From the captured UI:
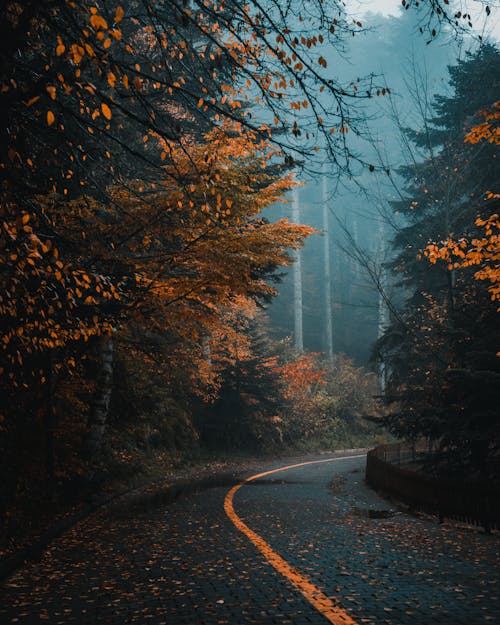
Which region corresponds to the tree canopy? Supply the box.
[376,44,500,476]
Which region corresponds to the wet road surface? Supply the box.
[1,451,498,624]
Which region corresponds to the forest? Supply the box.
[1,0,499,555]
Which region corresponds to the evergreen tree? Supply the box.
[377,44,500,477]
[197,314,284,452]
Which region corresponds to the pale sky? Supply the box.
[354,0,500,40]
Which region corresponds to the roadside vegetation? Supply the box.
[1,0,498,558]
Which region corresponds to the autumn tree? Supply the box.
[2,0,333,498]
[0,122,313,526]
[425,102,500,307]
[0,0,482,385]
[1,0,362,390]
[376,45,500,476]
[0,0,490,545]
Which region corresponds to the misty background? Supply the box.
[264,2,494,369]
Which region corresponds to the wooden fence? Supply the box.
[365,444,500,532]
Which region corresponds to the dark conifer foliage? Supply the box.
[376,44,500,477]
[197,316,284,452]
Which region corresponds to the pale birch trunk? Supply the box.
[322,173,333,360]
[352,217,361,283]
[85,335,114,458]
[377,221,389,392]
[292,186,303,352]
[342,238,351,348]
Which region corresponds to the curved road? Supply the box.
[1,452,499,624]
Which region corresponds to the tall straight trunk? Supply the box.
[377,221,389,392]
[291,186,303,352]
[322,173,333,360]
[85,335,113,459]
[342,243,352,348]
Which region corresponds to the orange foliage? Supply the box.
[424,102,500,312]
[277,353,327,403]
[0,124,313,393]
[464,101,500,145]
[0,203,117,382]
[111,125,312,325]
[106,126,313,396]
[425,212,500,306]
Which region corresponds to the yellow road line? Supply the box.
[224,454,366,625]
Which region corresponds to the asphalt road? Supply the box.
[1,452,499,624]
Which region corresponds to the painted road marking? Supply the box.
[224,454,366,625]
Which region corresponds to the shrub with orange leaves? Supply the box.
[276,352,379,446]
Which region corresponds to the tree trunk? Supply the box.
[322,173,333,360]
[85,335,113,459]
[292,186,303,352]
[377,221,389,392]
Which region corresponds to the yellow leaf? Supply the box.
[107,72,116,88]
[22,214,29,224]
[101,103,112,120]
[115,6,124,22]
[46,85,56,100]
[47,110,55,126]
